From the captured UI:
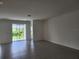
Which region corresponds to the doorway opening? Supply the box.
[12,24,26,41]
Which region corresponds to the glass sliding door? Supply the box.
[12,24,26,41]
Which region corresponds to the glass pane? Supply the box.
[12,24,26,41]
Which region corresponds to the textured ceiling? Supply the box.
[0,0,79,20]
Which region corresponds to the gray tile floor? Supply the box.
[0,40,79,59]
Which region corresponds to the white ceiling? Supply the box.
[0,0,79,20]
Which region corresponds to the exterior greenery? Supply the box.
[12,28,24,41]
[12,24,33,41]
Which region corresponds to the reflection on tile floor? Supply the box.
[0,40,79,59]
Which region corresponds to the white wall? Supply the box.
[33,20,44,41]
[43,20,49,40]
[44,10,79,50]
[26,21,31,41]
[0,20,12,44]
